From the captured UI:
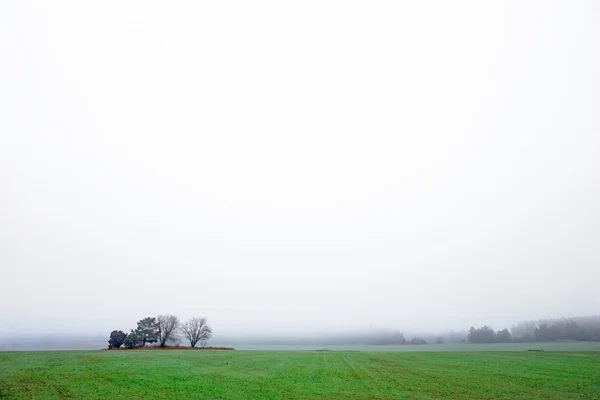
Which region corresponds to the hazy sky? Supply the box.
[1,1,599,337]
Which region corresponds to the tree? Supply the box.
[534,323,553,341]
[496,328,512,343]
[182,317,213,348]
[435,336,444,344]
[468,326,497,343]
[135,317,159,346]
[410,337,426,345]
[565,320,586,341]
[108,330,127,349]
[157,314,181,347]
[123,330,140,348]
[511,320,537,341]
[390,331,406,345]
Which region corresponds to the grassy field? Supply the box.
[232,341,600,352]
[1,350,599,399]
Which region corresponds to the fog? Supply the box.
[1,1,599,342]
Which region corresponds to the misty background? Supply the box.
[1,1,599,347]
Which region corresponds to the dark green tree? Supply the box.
[108,330,127,348]
[123,330,140,348]
[496,328,512,342]
[135,317,159,346]
[534,323,552,341]
[468,326,497,343]
[565,320,586,341]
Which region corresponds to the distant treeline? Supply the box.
[246,330,466,346]
[511,315,600,342]
[305,315,600,346]
[467,315,600,344]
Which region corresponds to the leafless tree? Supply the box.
[157,314,180,347]
[182,317,213,348]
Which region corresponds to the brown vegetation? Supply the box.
[104,345,234,351]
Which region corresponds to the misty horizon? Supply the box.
[3,312,600,352]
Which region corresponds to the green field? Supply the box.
[1,350,599,399]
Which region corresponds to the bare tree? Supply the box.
[182,317,213,348]
[157,314,180,347]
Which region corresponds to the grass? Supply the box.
[1,350,599,399]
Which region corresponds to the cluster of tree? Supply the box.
[428,331,466,344]
[510,316,600,342]
[466,316,600,344]
[533,318,600,342]
[509,320,538,342]
[410,337,427,345]
[108,315,213,349]
[467,326,512,343]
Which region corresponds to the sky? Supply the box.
[1,1,599,337]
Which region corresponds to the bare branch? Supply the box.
[157,314,181,347]
[182,317,213,348]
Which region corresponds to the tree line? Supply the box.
[467,326,512,343]
[467,315,600,343]
[368,315,600,345]
[511,315,600,342]
[108,315,213,349]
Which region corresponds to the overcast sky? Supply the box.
[1,1,599,337]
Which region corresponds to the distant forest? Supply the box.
[435,315,600,345]
[296,315,600,346]
[499,315,600,343]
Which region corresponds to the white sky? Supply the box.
[1,1,599,336]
